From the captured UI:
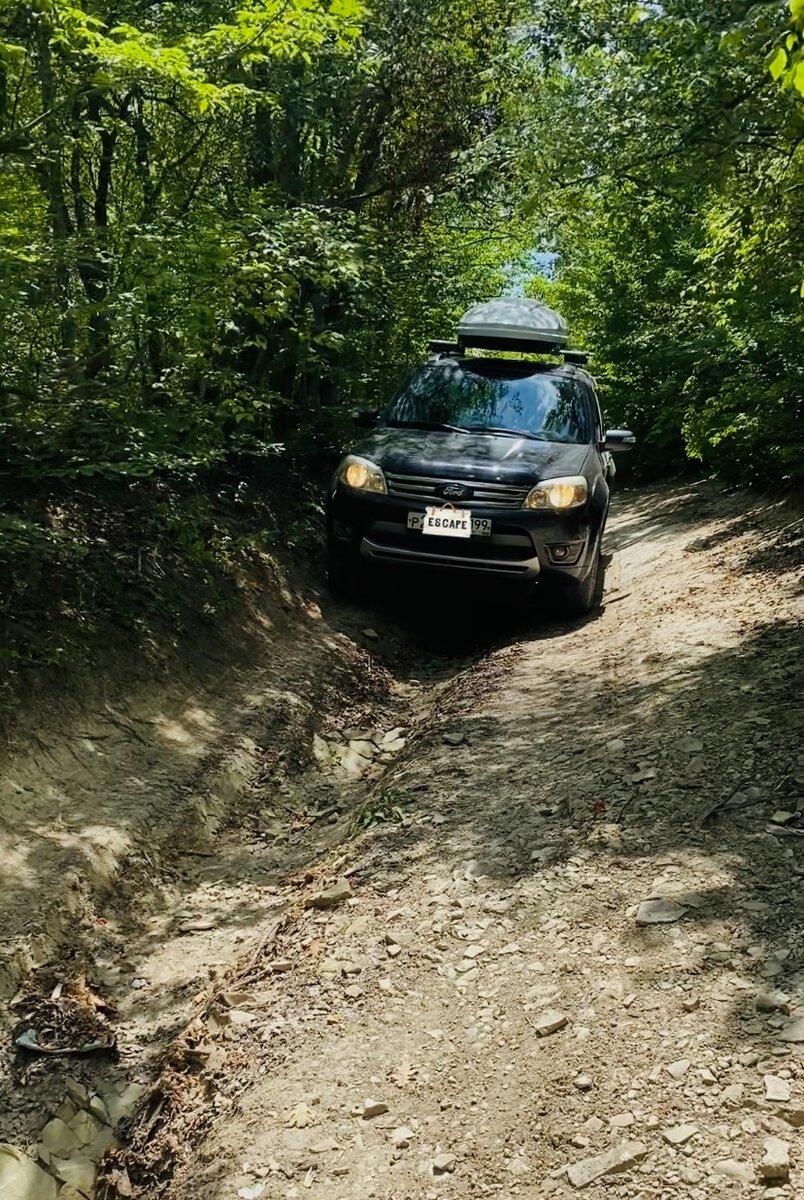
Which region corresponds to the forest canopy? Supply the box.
[1,0,801,488]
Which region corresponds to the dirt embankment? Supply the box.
[1,479,802,1200]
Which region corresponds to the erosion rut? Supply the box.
[2,481,803,1200]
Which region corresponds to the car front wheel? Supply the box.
[561,544,604,618]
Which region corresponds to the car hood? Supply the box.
[352,427,591,485]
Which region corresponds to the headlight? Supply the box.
[523,475,588,511]
[337,454,387,494]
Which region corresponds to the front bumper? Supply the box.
[328,489,597,584]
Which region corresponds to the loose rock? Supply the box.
[307,879,353,909]
[779,1018,804,1043]
[635,898,687,925]
[713,1159,754,1184]
[533,1009,569,1037]
[661,1124,698,1146]
[566,1141,648,1189]
[0,1145,58,1200]
[666,1059,691,1080]
[432,1153,456,1175]
[760,1137,790,1182]
[764,1075,791,1103]
[360,1099,389,1119]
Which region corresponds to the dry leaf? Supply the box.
[286,1102,317,1128]
[389,1060,417,1088]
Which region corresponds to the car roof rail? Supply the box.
[427,340,462,357]
[563,349,590,366]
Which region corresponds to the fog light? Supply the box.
[548,541,584,565]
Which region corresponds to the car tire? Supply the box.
[326,544,360,601]
[561,544,604,618]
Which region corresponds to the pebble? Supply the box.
[390,1127,415,1148]
[360,1099,389,1119]
[533,1010,569,1037]
[443,732,466,746]
[682,996,701,1013]
[307,879,353,909]
[609,1113,635,1128]
[779,1018,804,1043]
[666,1059,691,1080]
[565,1141,648,1189]
[756,991,790,1014]
[713,1159,754,1184]
[635,898,687,925]
[661,1124,697,1146]
[764,1075,791,1103]
[573,1075,593,1091]
[432,1153,456,1175]
[760,1137,790,1182]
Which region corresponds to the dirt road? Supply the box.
[2,481,803,1200]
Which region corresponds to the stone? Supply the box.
[661,1124,698,1146]
[310,1136,340,1154]
[722,1083,745,1108]
[566,1142,648,1189]
[40,1119,81,1157]
[344,984,363,999]
[779,1018,804,1043]
[442,732,466,746]
[312,734,331,766]
[636,898,687,925]
[770,811,797,825]
[0,1145,58,1200]
[390,1127,415,1148]
[361,1099,389,1119]
[760,1137,790,1182]
[65,1079,90,1109]
[713,1159,754,1184]
[463,944,485,959]
[783,1106,804,1128]
[533,1010,568,1037]
[307,879,353,909]
[432,1153,456,1175]
[682,996,701,1013]
[666,1059,691,1080]
[103,1083,145,1127]
[764,1076,791,1103]
[348,739,376,759]
[50,1154,96,1194]
[609,1113,635,1128]
[756,991,791,1014]
[573,1075,593,1091]
[678,736,704,753]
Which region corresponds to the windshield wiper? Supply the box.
[465,426,549,442]
[388,420,470,434]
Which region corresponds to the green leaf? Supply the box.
[768,47,788,81]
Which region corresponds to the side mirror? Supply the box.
[353,410,380,429]
[603,429,636,452]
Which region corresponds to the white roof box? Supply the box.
[458,298,568,352]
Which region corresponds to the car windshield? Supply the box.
[385,362,592,444]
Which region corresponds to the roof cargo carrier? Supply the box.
[457,298,569,354]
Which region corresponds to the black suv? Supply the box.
[326,352,634,615]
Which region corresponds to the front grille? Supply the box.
[370,530,535,562]
[385,472,529,510]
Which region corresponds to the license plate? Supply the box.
[407,509,492,538]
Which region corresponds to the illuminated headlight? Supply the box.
[523,476,588,511]
[337,454,387,494]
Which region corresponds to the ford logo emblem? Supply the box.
[441,482,471,500]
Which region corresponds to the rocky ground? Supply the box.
[1,480,802,1200]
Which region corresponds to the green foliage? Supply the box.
[516,0,804,483]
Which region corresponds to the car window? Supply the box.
[385,362,592,444]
